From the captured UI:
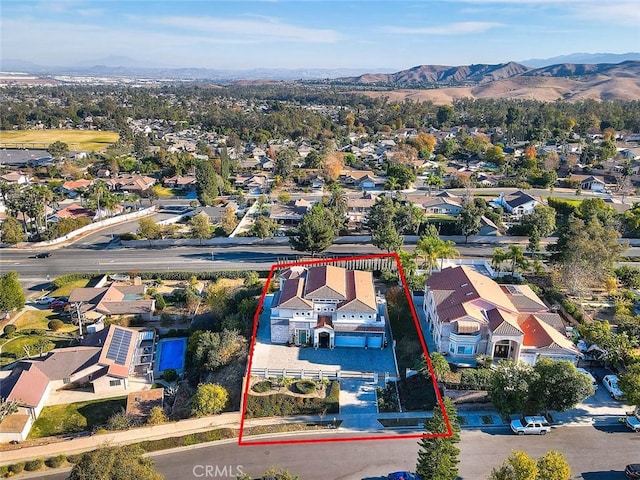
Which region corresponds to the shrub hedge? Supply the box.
[252,380,272,393]
[8,462,24,474]
[24,459,44,472]
[246,380,339,418]
[292,380,316,395]
[45,455,67,468]
[51,273,95,288]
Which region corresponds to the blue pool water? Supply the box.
[157,338,187,371]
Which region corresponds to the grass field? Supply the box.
[51,278,90,297]
[0,129,119,151]
[0,335,72,366]
[29,397,127,438]
[13,309,78,334]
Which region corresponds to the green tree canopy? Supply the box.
[289,204,335,256]
[191,383,229,417]
[0,271,25,312]
[371,221,403,253]
[189,212,211,245]
[619,364,640,408]
[47,141,69,159]
[488,361,539,416]
[488,450,538,480]
[530,359,594,413]
[67,445,163,480]
[458,200,482,242]
[0,216,26,244]
[138,217,162,246]
[250,215,279,241]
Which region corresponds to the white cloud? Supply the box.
[146,15,342,43]
[382,21,503,35]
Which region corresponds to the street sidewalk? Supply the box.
[3,403,625,466]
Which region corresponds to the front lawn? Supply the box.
[0,335,71,366]
[245,380,339,418]
[50,278,91,297]
[13,309,77,334]
[29,397,127,438]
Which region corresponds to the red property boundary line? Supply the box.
[238,252,453,445]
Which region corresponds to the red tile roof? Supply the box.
[6,364,49,408]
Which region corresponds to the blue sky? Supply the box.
[2,0,639,70]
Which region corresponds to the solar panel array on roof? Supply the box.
[106,328,133,366]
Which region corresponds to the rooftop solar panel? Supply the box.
[105,328,133,366]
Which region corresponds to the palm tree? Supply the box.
[426,173,444,196]
[398,249,418,278]
[411,205,426,234]
[491,247,507,273]
[436,239,460,270]
[505,245,528,276]
[384,177,400,192]
[415,235,440,274]
[88,180,108,221]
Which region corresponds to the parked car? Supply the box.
[576,367,598,391]
[36,296,55,305]
[387,472,421,480]
[602,375,625,400]
[50,299,70,310]
[34,252,51,258]
[626,464,640,479]
[510,416,551,435]
[625,414,640,432]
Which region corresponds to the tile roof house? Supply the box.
[0,325,151,442]
[163,175,197,190]
[270,265,386,348]
[107,174,156,193]
[423,266,579,365]
[68,284,155,320]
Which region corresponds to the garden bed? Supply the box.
[245,380,340,418]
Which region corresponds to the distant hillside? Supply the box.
[344,62,530,85]
[523,60,640,78]
[521,52,640,68]
[340,60,640,103]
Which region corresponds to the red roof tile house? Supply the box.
[0,363,50,442]
[68,284,155,321]
[270,265,386,348]
[423,266,579,365]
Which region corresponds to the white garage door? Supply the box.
[335,336,366,348]
[367,336,383,348]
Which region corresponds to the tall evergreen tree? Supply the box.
[289,204,334,256]
[416,398,461,480]
[0,271,25,312]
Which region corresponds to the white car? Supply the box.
[625,415,640,432]
[602,374,624,400]
[510,416,551,435]
[576,368,598,391]
[36,296,55,305]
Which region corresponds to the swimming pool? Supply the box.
[156,337,187,372]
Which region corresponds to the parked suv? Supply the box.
[625,414,640,432]
[510,416,551,435]
[602,375,625,400]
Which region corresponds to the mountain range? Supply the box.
[336,60,640,103]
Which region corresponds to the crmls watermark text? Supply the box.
[193,465,244,478]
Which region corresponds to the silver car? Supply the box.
[510,416,551,435]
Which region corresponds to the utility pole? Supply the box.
[74,302,84,340]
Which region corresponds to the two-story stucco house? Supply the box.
[270,265,386,349]
[423,266,579,365]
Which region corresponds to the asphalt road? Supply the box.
[37,425,638,480]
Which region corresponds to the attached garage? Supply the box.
[334,335,366,348]
[367,335,383,349]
